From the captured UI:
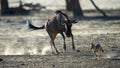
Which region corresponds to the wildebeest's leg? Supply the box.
[51,34,59,54]
[50,40,54,54]
[60,32,66,51]
[48,31,59,54]
[71,33,75,51]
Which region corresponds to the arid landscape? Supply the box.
[0,10,120,68]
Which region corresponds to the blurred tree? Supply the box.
[90,0,107,17]
[66,0,72,11]
[0,0,9,14]
[66,0,83,17]
[19,0,23,9]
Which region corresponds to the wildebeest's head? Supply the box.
[65,19,78,37]
[65,20,72,37]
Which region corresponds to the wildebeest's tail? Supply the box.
[27,20,45,30]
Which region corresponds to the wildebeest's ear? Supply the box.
[71,19,79,23]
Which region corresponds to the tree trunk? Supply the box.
[1,0,9,14]
[66,0,72,11]
[72,0,83,17]
[66,0,83,17]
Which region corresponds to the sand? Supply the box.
[0,10,120,68]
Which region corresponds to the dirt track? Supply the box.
[0,54,119,68]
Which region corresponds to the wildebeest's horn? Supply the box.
[71,19,79,23]
[64,19,79,23]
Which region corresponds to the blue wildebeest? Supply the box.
[28,10,77,54]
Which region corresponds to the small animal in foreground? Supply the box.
[91,43,104,59]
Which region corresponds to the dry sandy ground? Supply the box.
[0,10,120,68]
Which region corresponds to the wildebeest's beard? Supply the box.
[65,25,72,37]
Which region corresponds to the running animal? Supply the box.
[91,43,104,59]
[28,10,77,54]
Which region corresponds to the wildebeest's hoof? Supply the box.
[52,52,59,55]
